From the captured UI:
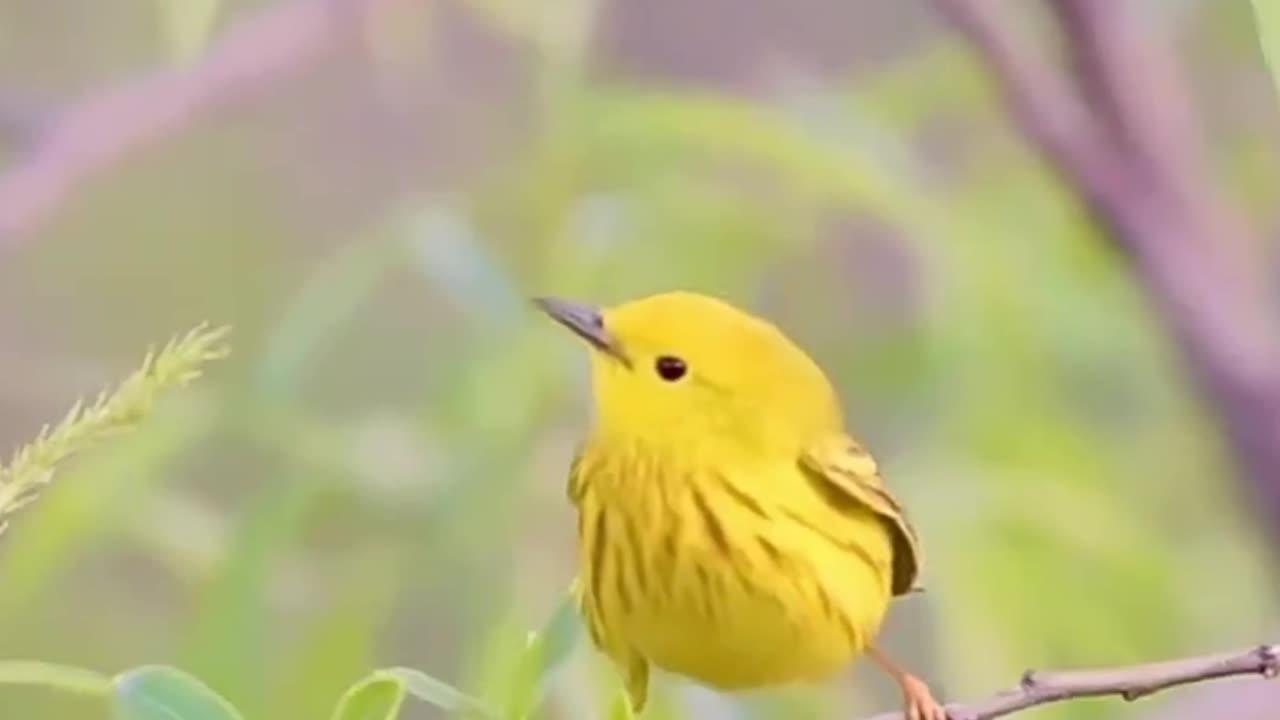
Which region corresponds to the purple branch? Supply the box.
[929,0,1280,544]
[928,0,1131,208]
[0,0,386,246]
[862,645,1279,720]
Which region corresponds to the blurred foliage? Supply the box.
[0,0,1277,719]
[154,0,223,64]
[1250,0,1280,98]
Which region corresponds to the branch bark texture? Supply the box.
[928,0,1280,543]
[863,645,1278,720]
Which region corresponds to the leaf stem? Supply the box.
[0,660,113,696]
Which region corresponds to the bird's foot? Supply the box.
[897,672,947,720]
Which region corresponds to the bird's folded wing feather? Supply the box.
[799,433,923,595]
[565,447,610,651]
[567,445,588,505]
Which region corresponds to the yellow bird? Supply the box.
[537,291,945,720]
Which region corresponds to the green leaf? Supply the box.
[0,660,112,696]
[506,593,583,719]
[180,467,325,713]
[331,673,406,720]
[381,667,497,718]
[403,204,523,332]
[1251,0,1280,99]
[606,690,634,720]
[255,236,402,401]
[524,593,582,681]
[112,665,243,720]
[268,549,402,720]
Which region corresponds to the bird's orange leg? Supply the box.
[868,645,947,720]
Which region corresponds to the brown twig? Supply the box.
[0,0,387,247]
[928,0,1280,544]
[862,645,1279,720]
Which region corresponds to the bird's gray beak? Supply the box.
[534,297,630,366]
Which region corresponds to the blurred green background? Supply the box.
[0,0,1277,718]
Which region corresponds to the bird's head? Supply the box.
[537,291,842,454]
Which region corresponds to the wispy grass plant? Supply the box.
[0,323,231,536]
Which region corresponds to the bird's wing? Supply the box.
[565,446,598,640]
[566,443,588,505]
[798,432,922,595]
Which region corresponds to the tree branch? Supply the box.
[927,0,1130,213]
[0,92,54,146]
[928,0,1280,546]
[0,0,387,247]
[862,645,1279,720]
[1050,0,1201,197]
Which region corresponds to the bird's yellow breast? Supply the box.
[573,437,895,691]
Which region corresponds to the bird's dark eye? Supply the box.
[655,356,687,382]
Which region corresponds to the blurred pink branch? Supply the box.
[930,0,1280,541]
[0,93,53,145]
[864,645,1278,720]
[0,0,386,245]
